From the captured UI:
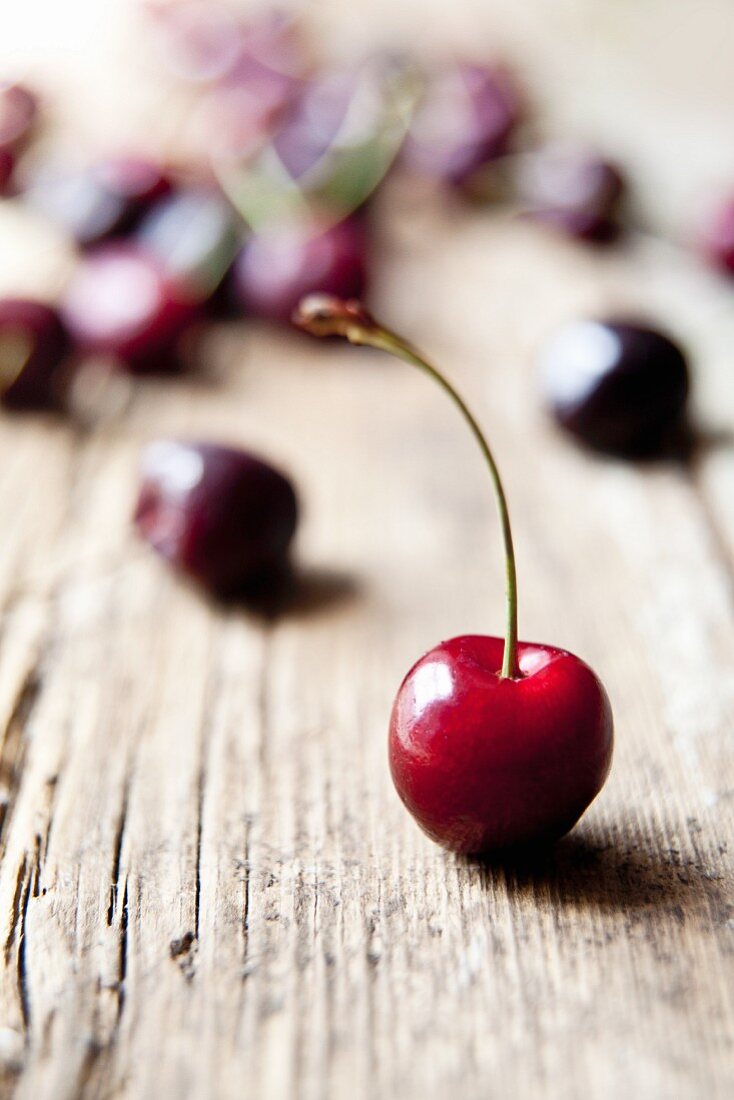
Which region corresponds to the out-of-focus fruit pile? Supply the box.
[0,3,718,591]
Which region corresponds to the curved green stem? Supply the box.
[295,296,520,679]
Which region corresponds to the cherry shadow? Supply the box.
[219,564,362,623]
[466,824,708,912]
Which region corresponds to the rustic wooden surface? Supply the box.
[0,193,732,1099]
[2,0,734,1094]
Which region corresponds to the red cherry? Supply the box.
[518,145,625,244]
[134,440,298,594]
[233,216,367,326]
[296,296,614,855]
[61,243,198,372]
[390,636,612,853]
[0,298,69,411]
[0,148,15,195]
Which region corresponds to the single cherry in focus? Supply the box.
[134,440,298,595]
[296,296,613,855]
[233,215,367,326]
[538,319,690,455]
[60,243,198,373]
[0,298,69,411]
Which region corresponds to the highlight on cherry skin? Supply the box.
[295,294,613,855]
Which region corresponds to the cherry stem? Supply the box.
[295,295,520,679]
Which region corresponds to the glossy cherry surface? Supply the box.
[28,157,171,249]
[539,319,690,455]
[61,243,197,372]
[0,298,69,411]
[232,216,367,325]
[390,635,613,854]
[403,62,520,187]
[134,440,298,594]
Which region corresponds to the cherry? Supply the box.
[518,144,624,242]
[0,298,69,411]
[136,186,241,306]
[538,319,690,455]
[232,216,367,326]
[697,197,734,275]
[0,83,38,154]
[27,157,171,249]
[134,440,298,594]
[60,243,198,373]
[297,297,613,855]
[402,61,520,188]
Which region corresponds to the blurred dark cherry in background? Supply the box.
[232,214,368,326]
[0,298,69,411]
[538,319,690,456]
[60,243,199,373]
[134,439,299,594]
[402,61,520,189]
[136,185,242,309]
[518,144,625,243]
[0,149,15,195]
[0,83,38,154]
[27,157,172,249]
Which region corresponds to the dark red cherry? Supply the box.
[134,440,298,594]
[390,636,613,853]
[519,145,625,243]
[232,216,367,326]
[538,319,690,455]
[403,61,520,187]
[0,83,38,154]
[697,197,734,276]
[0,298,69,411]
[27,157,171,248]
[60,243,198,373]
[135,186,241,306]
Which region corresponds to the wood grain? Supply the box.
[0,189,731,1099]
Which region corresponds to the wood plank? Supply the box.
[0,197,731,1098]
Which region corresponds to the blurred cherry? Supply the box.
[0,83,38,154]
[27,157,172,248]
[61,243,198,373]
[0,299,69,411]
[136,186,242,307]
[0,149,15,195]
[538,319,690,455]
[134,440,299,594]
[232,215,367,326]
[403,61,520,188]
[519,144,625,243]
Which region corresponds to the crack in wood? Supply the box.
[0,666,42,853]
[107,782,130,928]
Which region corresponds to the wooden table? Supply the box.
[1,4,734,1096]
